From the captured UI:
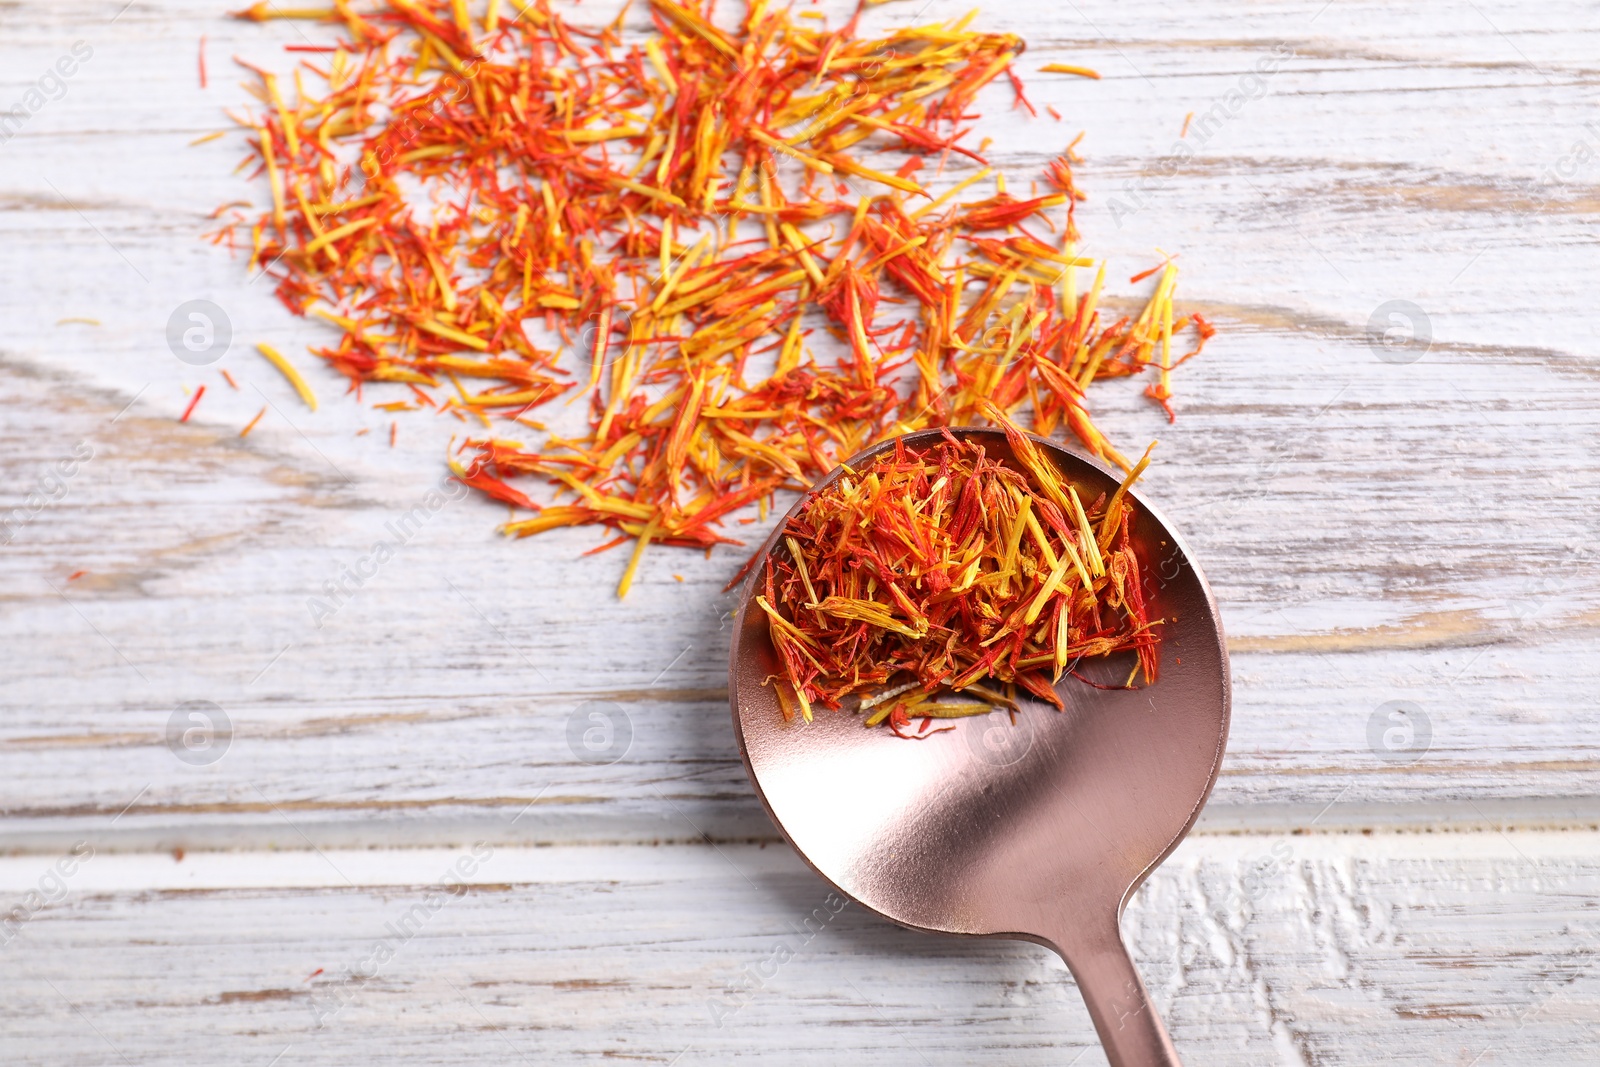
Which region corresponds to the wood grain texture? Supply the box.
[3,834,1600,1066]
[2,0,1599,1060]
[2,0,1598,845]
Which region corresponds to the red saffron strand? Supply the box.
[180,385,206,422]
[761,427,1158,731]
[214,0,1213,598]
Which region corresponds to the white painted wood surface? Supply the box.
[1,0,1598,1062]
[5,836,1600,1065]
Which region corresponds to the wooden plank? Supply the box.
[3,833,1599,1065]
[1,1,1598,847]
[4,2,1599,1061]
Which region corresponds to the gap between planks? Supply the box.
[5,801,1600,858]
[3,829,1599,891]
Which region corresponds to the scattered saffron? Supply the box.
[1040,64,1102,80]
[214,1,1211,597]
[240,405,267,437]
[180,384,207,422]
[256,342,318,411]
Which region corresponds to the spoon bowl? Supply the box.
[728,426,1229,1066]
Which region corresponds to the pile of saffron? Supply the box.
[220,0,1212,597]
[759,411,1158,736]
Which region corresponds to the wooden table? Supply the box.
[2,1,1597,1063]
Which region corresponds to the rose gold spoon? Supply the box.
[728,426,1229,1066]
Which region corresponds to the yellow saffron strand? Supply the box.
[256,343,319,411]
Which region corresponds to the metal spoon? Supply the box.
[728,426,1229,1067]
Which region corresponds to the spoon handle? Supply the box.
[1059,916,1182,1067]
